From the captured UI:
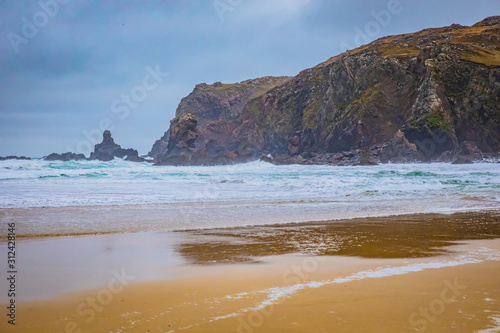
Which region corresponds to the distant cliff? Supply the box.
[152,16,500,166]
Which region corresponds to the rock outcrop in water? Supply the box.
[151,17,500,166]
[0,155,31,161]
[44,152,86,161]
[90,130,146,162]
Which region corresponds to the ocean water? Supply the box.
[1,159,500,234]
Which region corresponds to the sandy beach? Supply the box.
[1,240,500,332]
[2,3,500,332]
[1,210,500,332]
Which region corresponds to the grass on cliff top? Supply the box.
[458,44,500,66]
[200,77,292,100]
[323,23,499,64]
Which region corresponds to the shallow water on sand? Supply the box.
[176,210,500,264]
[2,211,500,303]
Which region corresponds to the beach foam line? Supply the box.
[206,247,500,324]
[475,315,500,333]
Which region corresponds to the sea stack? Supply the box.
[89,130,146,162]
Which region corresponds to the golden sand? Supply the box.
[1,239,500,333]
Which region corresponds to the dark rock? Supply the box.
[378,130,422,163]
[353,149,378,166]
[147,130,169,158]
[452,156,474,164]
[0,156,31,161]
[89,130,145,162]
[300,151,315,159]
[287,135,301,155]
[332,153,344,160]
[436,150,455,162]
[260,155,273,163]
[97,152,114,162]
[268,154,306,165]
[451,141,483,164]
[89,130,121,161]
[458,141,483,160]
[155,113,199,166]
[125,153,146,163]
[153,77,291,166]
[44,152,86,161]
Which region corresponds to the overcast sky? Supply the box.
[0,0,497,157]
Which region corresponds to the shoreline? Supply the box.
[1,204,500,239]
[1,239,500,332]
[1,210,500,301]
[1,208,500,331]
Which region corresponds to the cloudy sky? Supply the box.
[0,0,497,157]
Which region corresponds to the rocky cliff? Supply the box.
[153,17,500,166]
[153,76,291,165]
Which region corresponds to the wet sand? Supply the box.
[1,211,500,332]
[1,240,500,332]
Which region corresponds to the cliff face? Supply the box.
[154,17,500,166]
[153,76,291,165]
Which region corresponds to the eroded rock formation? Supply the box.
[151,17,500,166]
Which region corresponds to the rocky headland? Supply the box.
[150,16,500,166]
[26,17,500,167]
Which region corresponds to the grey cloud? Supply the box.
[0,0,498,157]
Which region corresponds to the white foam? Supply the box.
[475,315,500,333]
[2,160,500,210]
[209,248,500,323]
[2,160,500,235]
